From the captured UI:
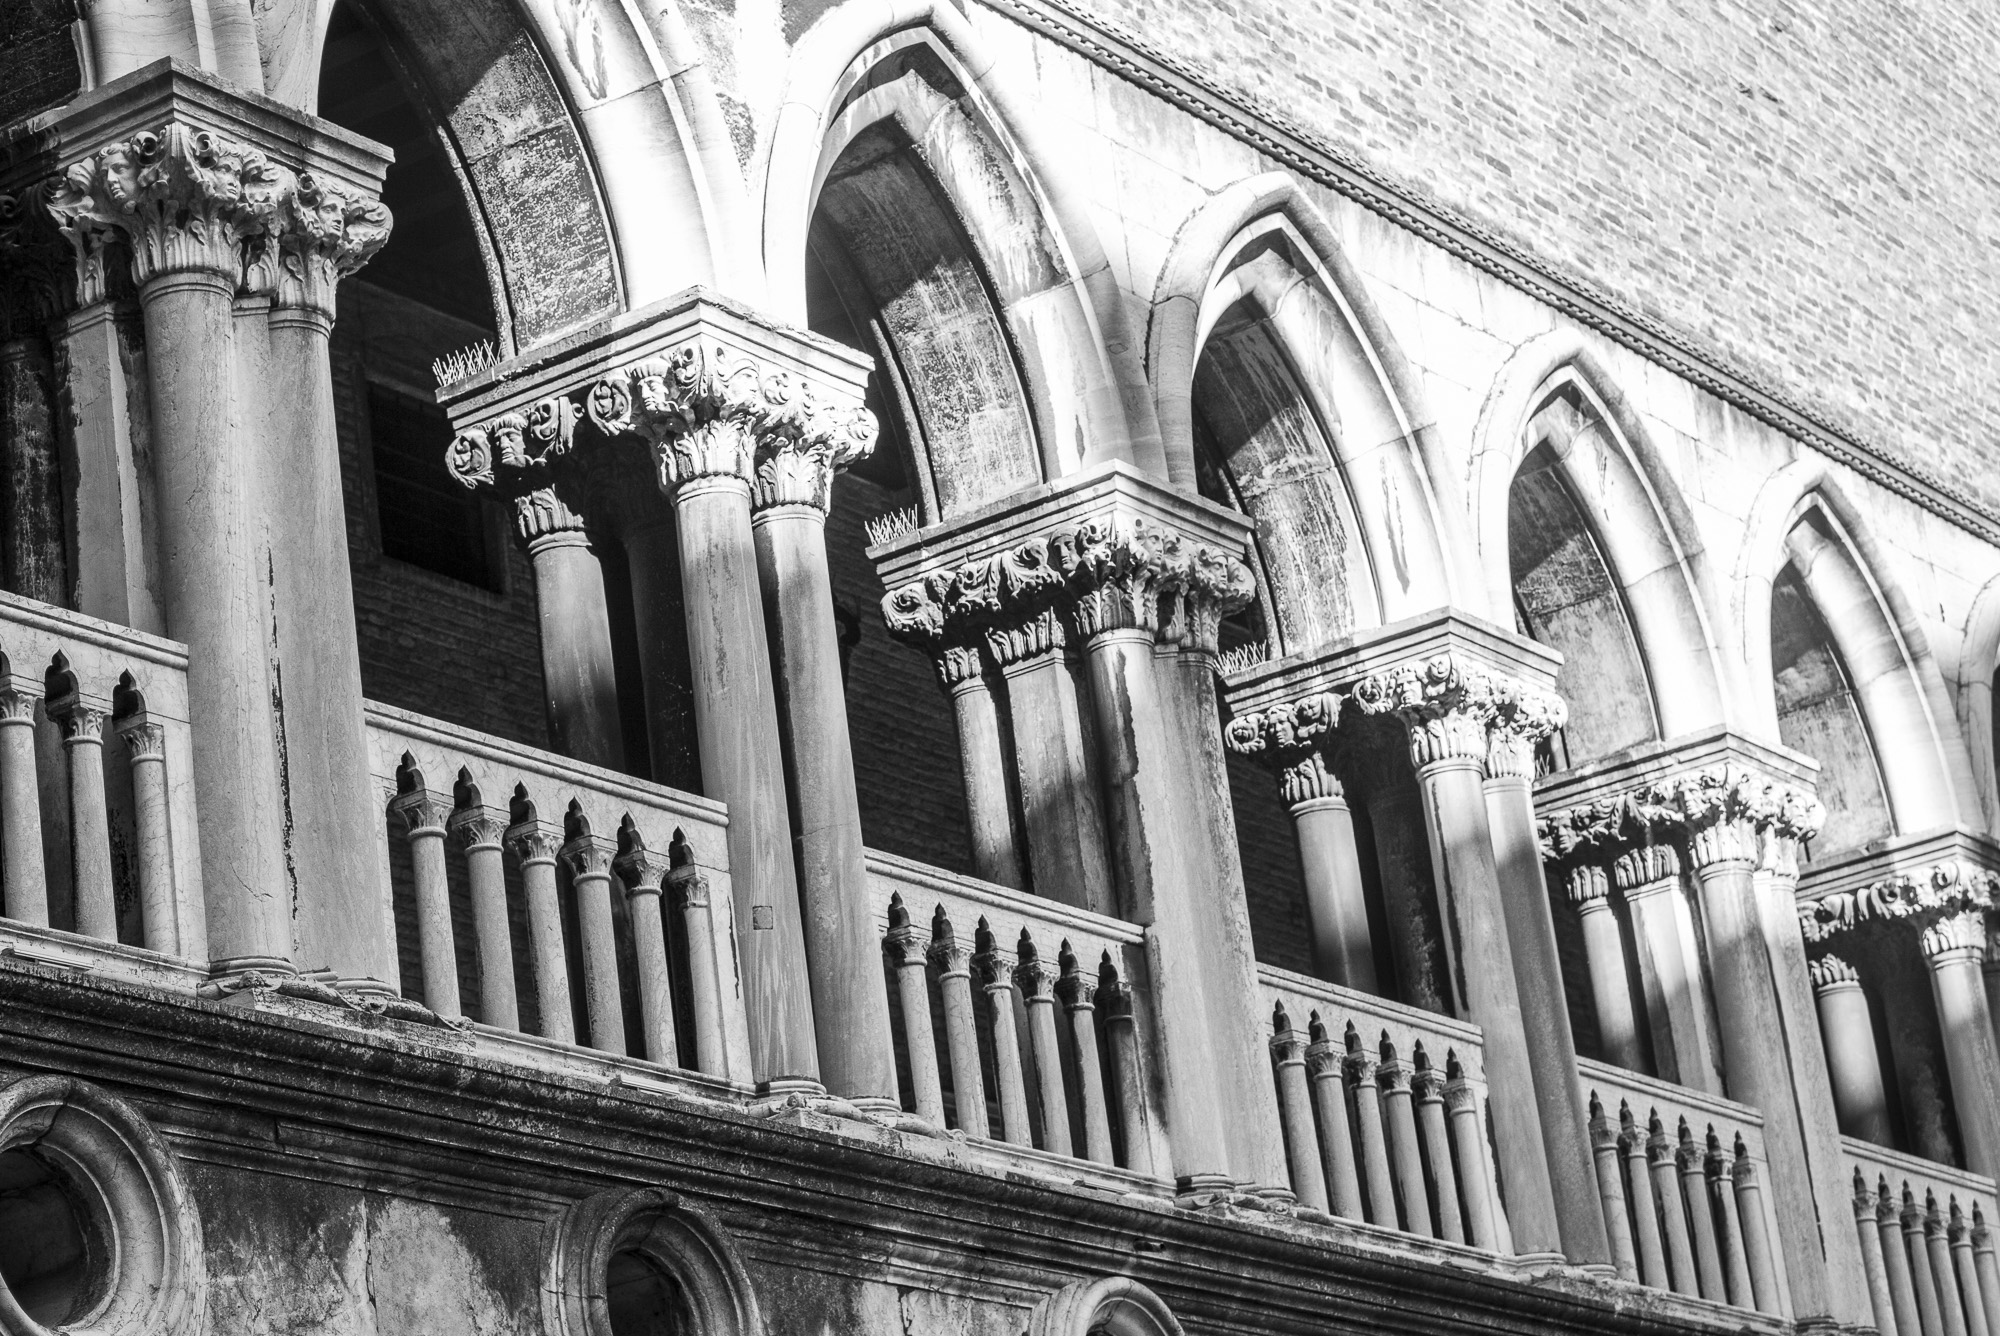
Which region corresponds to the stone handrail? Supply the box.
[0,592,205,982]
[864,850,1163,1180]
[1577,1058,1785,1314]
[1842,1136,2000,1336]
[1257,965,1503,1250]
[364,703,751,1086]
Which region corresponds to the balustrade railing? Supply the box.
[365,703,750,1085]
[866,851,1164,1178]
[0,593,203,978]
[1259,965,1503,1250]
[1843,1136,2000,1336]
[1577,1059,1785,1314]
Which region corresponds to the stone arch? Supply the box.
[763,1,1163,507]
[1735,462,1974,840]
[1959,575,2000,832]
[1149,173,1468,640]
[0,1075,206,1336]
[1029,1276,1186,1336]
[1469,334,1729,740]
[542,1187,761,1336]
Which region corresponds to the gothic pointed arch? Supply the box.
[1469,335,1728,743]
[1736,464,1974,851]
[763,0,1162,505]
[1148,173,1467,644]
[1958,574,2000,832]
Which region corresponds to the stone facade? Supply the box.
[0,1,1996,1335]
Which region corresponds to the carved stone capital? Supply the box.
[585,342,876,505]
[1808,954,1859,989]
[561,834,617,880]
[447,806,510,851]
[513,486,589,549]
[1223,691,1345,805]
[1921,911,1987,964]
[1565,863,1609,906]
[389,784,451,835]
[1014,944,1059,1002]
[0,686,38,724]
[1611,841,1682,893]
[1485,682,1567,780]
[884,895,928,969]
[46,124,285,290]
[272,172,391,316]
[505,818,565,865]
[1800,859,2000,947]
[1350,652,1518,769]
[115,717,167,762]
[1056,947,1098,1011]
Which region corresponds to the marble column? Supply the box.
[266,177,397,992]
[586,351,820,1092]
[1683,784,1867,1327]
[54,296,161,631]
[1223,692,1377,991]
[48,117,295,976]
[1921,914,2000,1181]
[990,613,1114,915]
[749,424,898,1113]
[1564,863,1644,1072]
[1349,736,1451,1012]
[879,586,1026,889]
[1352,656,1566,1257]
[1810,955,1894,1146]
[1614,844,1723,1093]
[515,485,627,772]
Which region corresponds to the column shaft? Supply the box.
[1923,925,2000,1181]
[753,501,895,1109]
[58,302,162,630]
[1814,965,1894,1145]
[267,306,396,991]
[621,518,702,790]
[945,670,1024,889]
[1291,797,1376,991]
[0,336,66,605]
[1571,876,1644,1071]
[1625,873,1723,1093]
[525,526,627,772]
[1000,650,1113,914]
[673,477,818,1087]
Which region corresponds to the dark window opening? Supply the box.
[367,382,498,589]
[0,1147,102,1328]
[606,1248,693,1335]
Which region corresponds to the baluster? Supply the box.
[389,757,460,1019]
[1378,1039,1433,1237]
[0,661,47,925]
[1927,1193,1971,1336]
[1881,1180,1927,1336]
[1412,1051,1462,1245]
[614,817,679,1068]
[1953,1202,1991,1336]
[1057,945,1113,1165]
[1015,932,1072,1157]
[1269,1004,1326,1211]
[976,925,1032,1147]
[448,779,519,1031]
[561,803,626,1055]
[112,678,176,955]
[1345,1024,1397,1228]
[1731,1137,1781,1316]
[666,833,723,1077]
[1974,1207,2000,1336]
[506,790,573,1044]
[1648,1114,1699,1296]
[45,657,115,941]
[1854,1170,1902,1336]
[1623,1103,1668,1289]
[1677,1121,1725,1301]
[1907,1187,1950,1336]
[1442,1071,1499,1250]
[1588,1093,1637,1281]
[1100,971,1151,1175]
[928,908,986,1137]
[885,894,944,1127]
[1707,1130,1753,1308]
[1309,1016,1364,1221]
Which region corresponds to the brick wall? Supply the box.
[1051,0,2000,510]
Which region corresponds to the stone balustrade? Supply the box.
[1260,964,1504,1251]
[0,590,204,983]
[1578,1058,1785,1314]
[867,850,1163,1181]
[1844,1137,2000,1336]
[364,702,752,1088]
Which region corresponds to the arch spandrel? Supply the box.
[1470,335,1729,738]
[765,4,1162,487]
